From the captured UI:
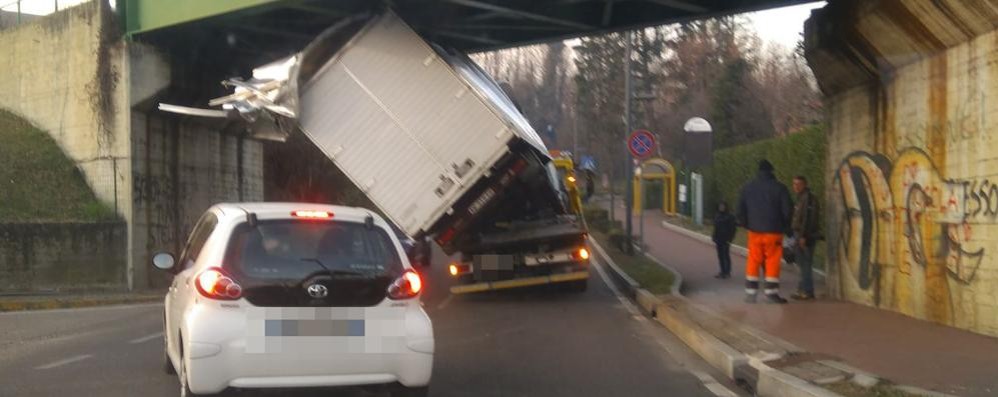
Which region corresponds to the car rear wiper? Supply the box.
[300,258,363,277]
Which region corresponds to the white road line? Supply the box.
[691,370,740,397]
[590,258,646,322]
[435,295,455,311]
[128,331,164,344]
[591,242,741,397]
[34,354,93,370]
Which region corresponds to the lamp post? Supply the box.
[623,30,634,255]
[683,117,712,225]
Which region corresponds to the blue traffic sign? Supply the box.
[628,130,656,159]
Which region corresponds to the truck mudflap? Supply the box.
[449,270,589,294]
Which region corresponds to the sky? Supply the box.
[745,1,826,49]
[0,0,89,15]
[4,0,826,49]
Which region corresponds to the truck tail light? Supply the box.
[195,267,242,300]
[436,227,456,246]
[572,247,590,261]
[448,263,471,276]
[388,270,422,299]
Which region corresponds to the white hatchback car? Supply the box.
[152,203,434,397]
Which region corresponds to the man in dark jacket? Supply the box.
[737,159,793,304]
[712,202,737,279]
[791,176,820,300]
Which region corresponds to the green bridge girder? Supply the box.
[116,0,814,52]
[118,0,284,37]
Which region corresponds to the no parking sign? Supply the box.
[627,130,656,160]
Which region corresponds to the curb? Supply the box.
[597,199,956,397]
[754,362,844,397]
[592,236,845,397]
[652,297,749,380]
[593,226,957,397]
[588,239,639,300]
[0,295,163,312]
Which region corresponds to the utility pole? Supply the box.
[623,30,635,255]
[572,108,579,157]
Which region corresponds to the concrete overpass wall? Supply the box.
[0,0,265,290]
[807,0,998,337]
[0,1,128,214]
[123,27,265,290]
[130,112,263,289]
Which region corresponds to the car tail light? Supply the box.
[449,264,459,276]
[291,210,333,219]
[388,270,422,300]
[195,267,242,300]
[572,247,590,261]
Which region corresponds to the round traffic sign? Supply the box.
[628,130,656,159]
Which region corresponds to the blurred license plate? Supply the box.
[524,253,572,266]
[264,319,365,336]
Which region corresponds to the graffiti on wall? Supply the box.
[831,148,987,324]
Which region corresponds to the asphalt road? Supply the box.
[0,253,743,397]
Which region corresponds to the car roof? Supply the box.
[213,202,381,223]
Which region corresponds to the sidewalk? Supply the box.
[605,201,998,397]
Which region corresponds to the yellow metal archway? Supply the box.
[633,158,676,215]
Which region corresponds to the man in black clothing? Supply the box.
[791,176,820,300]
[712,202,737,279]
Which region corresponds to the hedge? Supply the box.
[702,124,826,219]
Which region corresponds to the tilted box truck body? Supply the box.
[180,11,590,293]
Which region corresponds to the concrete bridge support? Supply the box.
[0,0,263,291]
[806,0,998,337]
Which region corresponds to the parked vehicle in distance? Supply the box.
[152,203,433,397]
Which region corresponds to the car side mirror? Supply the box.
[152,253,176,272]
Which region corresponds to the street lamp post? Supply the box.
[623,30,634,255]
[683,117,712,225]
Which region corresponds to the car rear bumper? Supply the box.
[183,303,433,393]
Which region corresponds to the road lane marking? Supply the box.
[590,258,646,322]
[34,354,93,370]
[128,331,164,344]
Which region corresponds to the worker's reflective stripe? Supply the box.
[449,271,589,294]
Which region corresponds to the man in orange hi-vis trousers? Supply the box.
[736,160,793,304]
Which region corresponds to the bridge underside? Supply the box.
[122,0,812,77]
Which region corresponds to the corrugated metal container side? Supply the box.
[297,12,546,237]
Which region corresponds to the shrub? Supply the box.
[607,228,633,253]
[583,206,610,232]
[703,124,826,218]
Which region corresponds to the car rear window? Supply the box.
[224,220,403,280]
